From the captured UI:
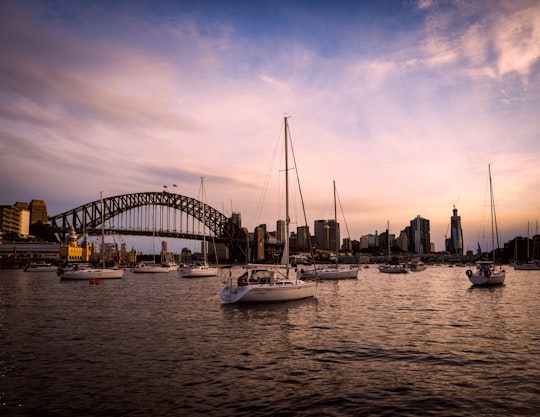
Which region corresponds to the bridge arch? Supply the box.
[48,192,247,259]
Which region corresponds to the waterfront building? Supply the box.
[59,228,92,263]
[0,199,49,239]
[342,237,352,252]
[0,241,60,260]
[446,207,463,255]
[29,200,48,225]
[297,225,310,249]
[276,219,285,243]
[254,225,265,262]
[231,212,241,228]
[396,230,409,252]
[0,205,25,237]
[379,229,395,251]
[314,219,339,251]
[13,202,30,238]
[409,215,431,254]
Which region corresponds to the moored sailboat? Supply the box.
[181,177,219,277]
[466,165,505,285]
[220,117,316,303]
[298,180,359,280]
[61,192,124,280]
[379,221,407,274]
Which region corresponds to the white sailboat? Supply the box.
[379,221,407,274]
[514,221,540,270]
[466,165,506,285]
[181,177,219,277]
[220,116,316,303]
[61,192,124,280]
[132,205,170,273]
[298,180,359,280]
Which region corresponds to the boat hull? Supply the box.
[299,267,359,280]
[131,266,170,273]
[513,263,540,270]
[466,262,505,285]
[220,281,316,304]
[61,268,124,280]
[24,265,57,272]
[181,266,219,277]
[468,271,505,285]
[379,266,408,274]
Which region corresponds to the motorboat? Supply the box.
[379,264,408,274]
[408,258,427,272]
[181,263,219,277]
[131,262,170,273]
[24,263,57,272]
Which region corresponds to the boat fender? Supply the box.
[485,269,491,277]
[466,269,472,277]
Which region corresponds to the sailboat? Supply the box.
[514,221,540,270]
[220,117,317,303]
[466,165,506,285]
[61,192,124,280]
[132,204,170,273]
[181,177,219,277]
[297,180,359,280]
[379,221,407,274]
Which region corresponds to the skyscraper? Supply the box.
[448,207,463,255]
[409,215,430,254]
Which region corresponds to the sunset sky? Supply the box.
[1,0,539,253]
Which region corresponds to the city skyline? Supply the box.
[1,1,539,253]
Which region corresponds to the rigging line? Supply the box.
[253,120,283,227]
[287,120,312,245]
[335,185,353,241]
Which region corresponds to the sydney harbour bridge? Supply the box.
[48,191,249,261]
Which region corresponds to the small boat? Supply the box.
[299,265,359,280]
[466,165,505,286]
[60,192,124,280]
[181,178,219,278]
[162,260,180,271]
[60,266,125,280]
[220,117,316,303]
[378,264,408,274]
[513,261,540,271]
[24,263,57,272]
[407,258,427,272]
[131,262,170,273]
[182,263,219,277]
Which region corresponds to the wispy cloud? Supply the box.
[1,0,539,251]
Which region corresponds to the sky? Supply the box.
[1,0,539,254]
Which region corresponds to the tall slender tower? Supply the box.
[449,206,463,255]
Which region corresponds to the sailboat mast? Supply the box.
[489,164,501,262]
[284,116,290,275]
[334,180,338,266]
[201,177,207,265]
[100,191,105,268]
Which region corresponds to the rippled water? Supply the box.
[1,266,539,416]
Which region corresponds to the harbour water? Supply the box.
[1,266,539,416]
